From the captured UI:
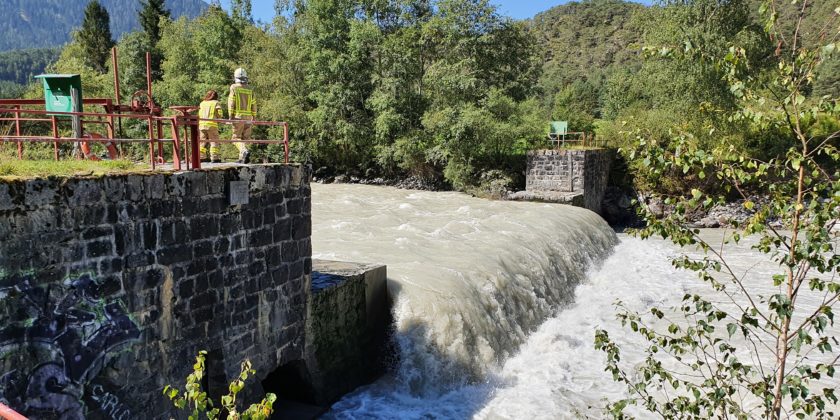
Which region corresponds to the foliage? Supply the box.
[157,5,242,107]
[78,0,116,73]
[231,0,254,24]
[0,0,207,52]
[0,81,25,98]
[595,1,840,418]
[140,0,172,45]
[163,351,276,420]
[531,0,646,115]
[0,48,60,85]
[45,37,114,99]
[139,0,172,80]
[552,80,598,133]
[17,0,837,195]
[249,0,542,188]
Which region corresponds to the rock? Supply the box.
[600,186,643,227]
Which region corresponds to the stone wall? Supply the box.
[521,149,612,214]
[0,165,312,418]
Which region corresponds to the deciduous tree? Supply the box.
[595,1,840,418]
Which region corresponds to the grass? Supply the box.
[0,158,147,179]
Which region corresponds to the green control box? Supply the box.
[34,74,83,116]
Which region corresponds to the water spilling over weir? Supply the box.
[313,186,839,418]
[310,184,619,416]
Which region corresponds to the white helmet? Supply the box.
[234,67,248,82]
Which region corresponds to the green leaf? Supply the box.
[727,323,737,337]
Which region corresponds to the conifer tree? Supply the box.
[139,0,171,80]
[139,0,171,46]
[77,0,115,73]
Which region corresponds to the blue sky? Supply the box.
[218,1,656,23]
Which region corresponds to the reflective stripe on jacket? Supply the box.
[199,100,222,129]
[228,84,256,118]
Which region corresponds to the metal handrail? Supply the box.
[0,105,290,169]
[0,402,27,420]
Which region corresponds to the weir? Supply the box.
[311,184,619,400]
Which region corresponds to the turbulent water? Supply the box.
[310,184,838,419]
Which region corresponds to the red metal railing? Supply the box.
[0,402,27,420]
[0,104,290,170]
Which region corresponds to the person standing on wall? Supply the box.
[228,68,256,164]
[198,90,223,163]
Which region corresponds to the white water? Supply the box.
[311,184,839,419]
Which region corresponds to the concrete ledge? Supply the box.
[507,190,584,206]
[303,260,391,406]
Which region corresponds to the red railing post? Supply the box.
[189,115,201,170]
[156,119,165,163]
[170,117,182,171]
[0,402,28,420]
[283,122,290,164]
[51,116,59,161]
[148,115,155,170]
[14,105,22,159]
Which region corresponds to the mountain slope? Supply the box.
[0,0,208,52]
[530,0,646,104]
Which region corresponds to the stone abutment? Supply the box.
[0,165,389,418]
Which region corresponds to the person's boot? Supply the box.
[238,150,250,164]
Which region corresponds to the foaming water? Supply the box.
[324,233,684,419]
[312,184,838,418]
[311,184,617,393]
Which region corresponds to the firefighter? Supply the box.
[198,90,223,163]
[228,68,256,164]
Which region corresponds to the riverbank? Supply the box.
[312,174,776,231]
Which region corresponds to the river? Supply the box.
[310,184,838,419]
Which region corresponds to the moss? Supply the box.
[0,158,149,179]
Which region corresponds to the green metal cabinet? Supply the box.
[549,121,568,137]
[34,74,83,116]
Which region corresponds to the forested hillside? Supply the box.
[0,48,60,84]
[0,0,207,51]
[530,0,645,112]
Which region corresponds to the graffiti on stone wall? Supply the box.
[0,273,140,419]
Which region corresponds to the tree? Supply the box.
[552,80,599,133]
[157,5,242,107]
[77,0,115,73]
[139,0,171,80]
[139,0,171,45]
[595,1,840,418]
[232,0,253,24]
